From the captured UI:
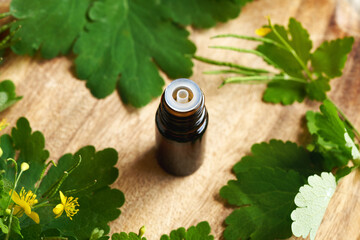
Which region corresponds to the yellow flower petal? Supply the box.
[10,190,31,215]
[255,27,271,36]
[27,211,40,224]
[53,203,64,218]
[59,191,67,205]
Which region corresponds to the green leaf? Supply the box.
[0,118,123,239]
[37,146,124,239]
[112,232,145,240]
[221,140,320,240]
[161,0,252,28]
[311,37,354,78]
[0,117,49,190]
[73,0,196,107]
[10,216,22,238]
[0,80,22,112]
[15,224,42,240]
[291,172,336,240]
[306,77,330,101]
[305,99,360,172]
[160,221,213,240]
[0,218,8,234]
[256,21,305,78]
[263,80,306,105]
[288,18,312,64]
[10,0,90,58]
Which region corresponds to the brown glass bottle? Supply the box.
[155,78,208,176]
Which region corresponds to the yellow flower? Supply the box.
[255,27,271,36]
[9,188,40,224]
[0,119,8,131]
[53,191,79,220]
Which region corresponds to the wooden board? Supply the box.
[0,0,360,239]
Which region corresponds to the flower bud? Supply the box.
[21,162,29,172]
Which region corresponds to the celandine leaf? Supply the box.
[0,80,22,112]
[160,0,252,28]
[263,80,306,105]
[160,221,214,240]
[220,140,321,240]
[0,117,49,190]
[37,146,124,240]
[112,232,145,240]
[311,37,354,78]
[73,0,196,107]
[10,0,90,58]
[291,172,336,240]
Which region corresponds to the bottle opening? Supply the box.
[173,87,194,104]
[164,78,202,113]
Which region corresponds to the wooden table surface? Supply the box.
[1,0,360,239]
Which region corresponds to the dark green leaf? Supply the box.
[263,80,306,105]
[311,37,354,78]
[38,146,124,240]
[161,0,252,28]
[10,216,22,238]
[112,232,145,240]
[306,101,354,170]
[306,77,330,101]
[0,80,22,112]
[160,221,213,240]
[10,0,90,58]
[221,140,320,240]
[73,0,196,107]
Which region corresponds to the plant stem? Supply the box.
[328,98,360,142]
[211,34,287,49]
[5,209,14,240]
[267,18,314,81]
[210,46,280,68]
[193,55,270,73]
[223,75,307,85]
[0,12,11,19]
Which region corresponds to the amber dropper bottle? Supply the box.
[155,78,209,176]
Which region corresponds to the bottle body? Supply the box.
[155,79,208,176]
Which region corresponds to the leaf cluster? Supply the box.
[197,17,354,105]
[0,117,124,239]
[220,100,359,239]
[9,0,252,107]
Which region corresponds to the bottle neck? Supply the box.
[156,93,208,142]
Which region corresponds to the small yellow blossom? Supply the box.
[53,191,79,220]
[255,27,271,36]
[9,188,40,224]
[0,119,8,131]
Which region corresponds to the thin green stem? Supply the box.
[211,34,287,50]
[222,75,307,86]
[194,55,270,73]
[203,69,258,76]
[210,46,280,68]
[327,98,360,143]
[0,12,11,19]
[5,209,14,240]
[267,18,313,81]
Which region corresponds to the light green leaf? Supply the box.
[112,232,145,240]
[0,80,22,112]
[291,172,336,240]
[311,37,354,78]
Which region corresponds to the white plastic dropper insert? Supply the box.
[164,78,202,113]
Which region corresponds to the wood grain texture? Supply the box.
[0,0,360,239]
